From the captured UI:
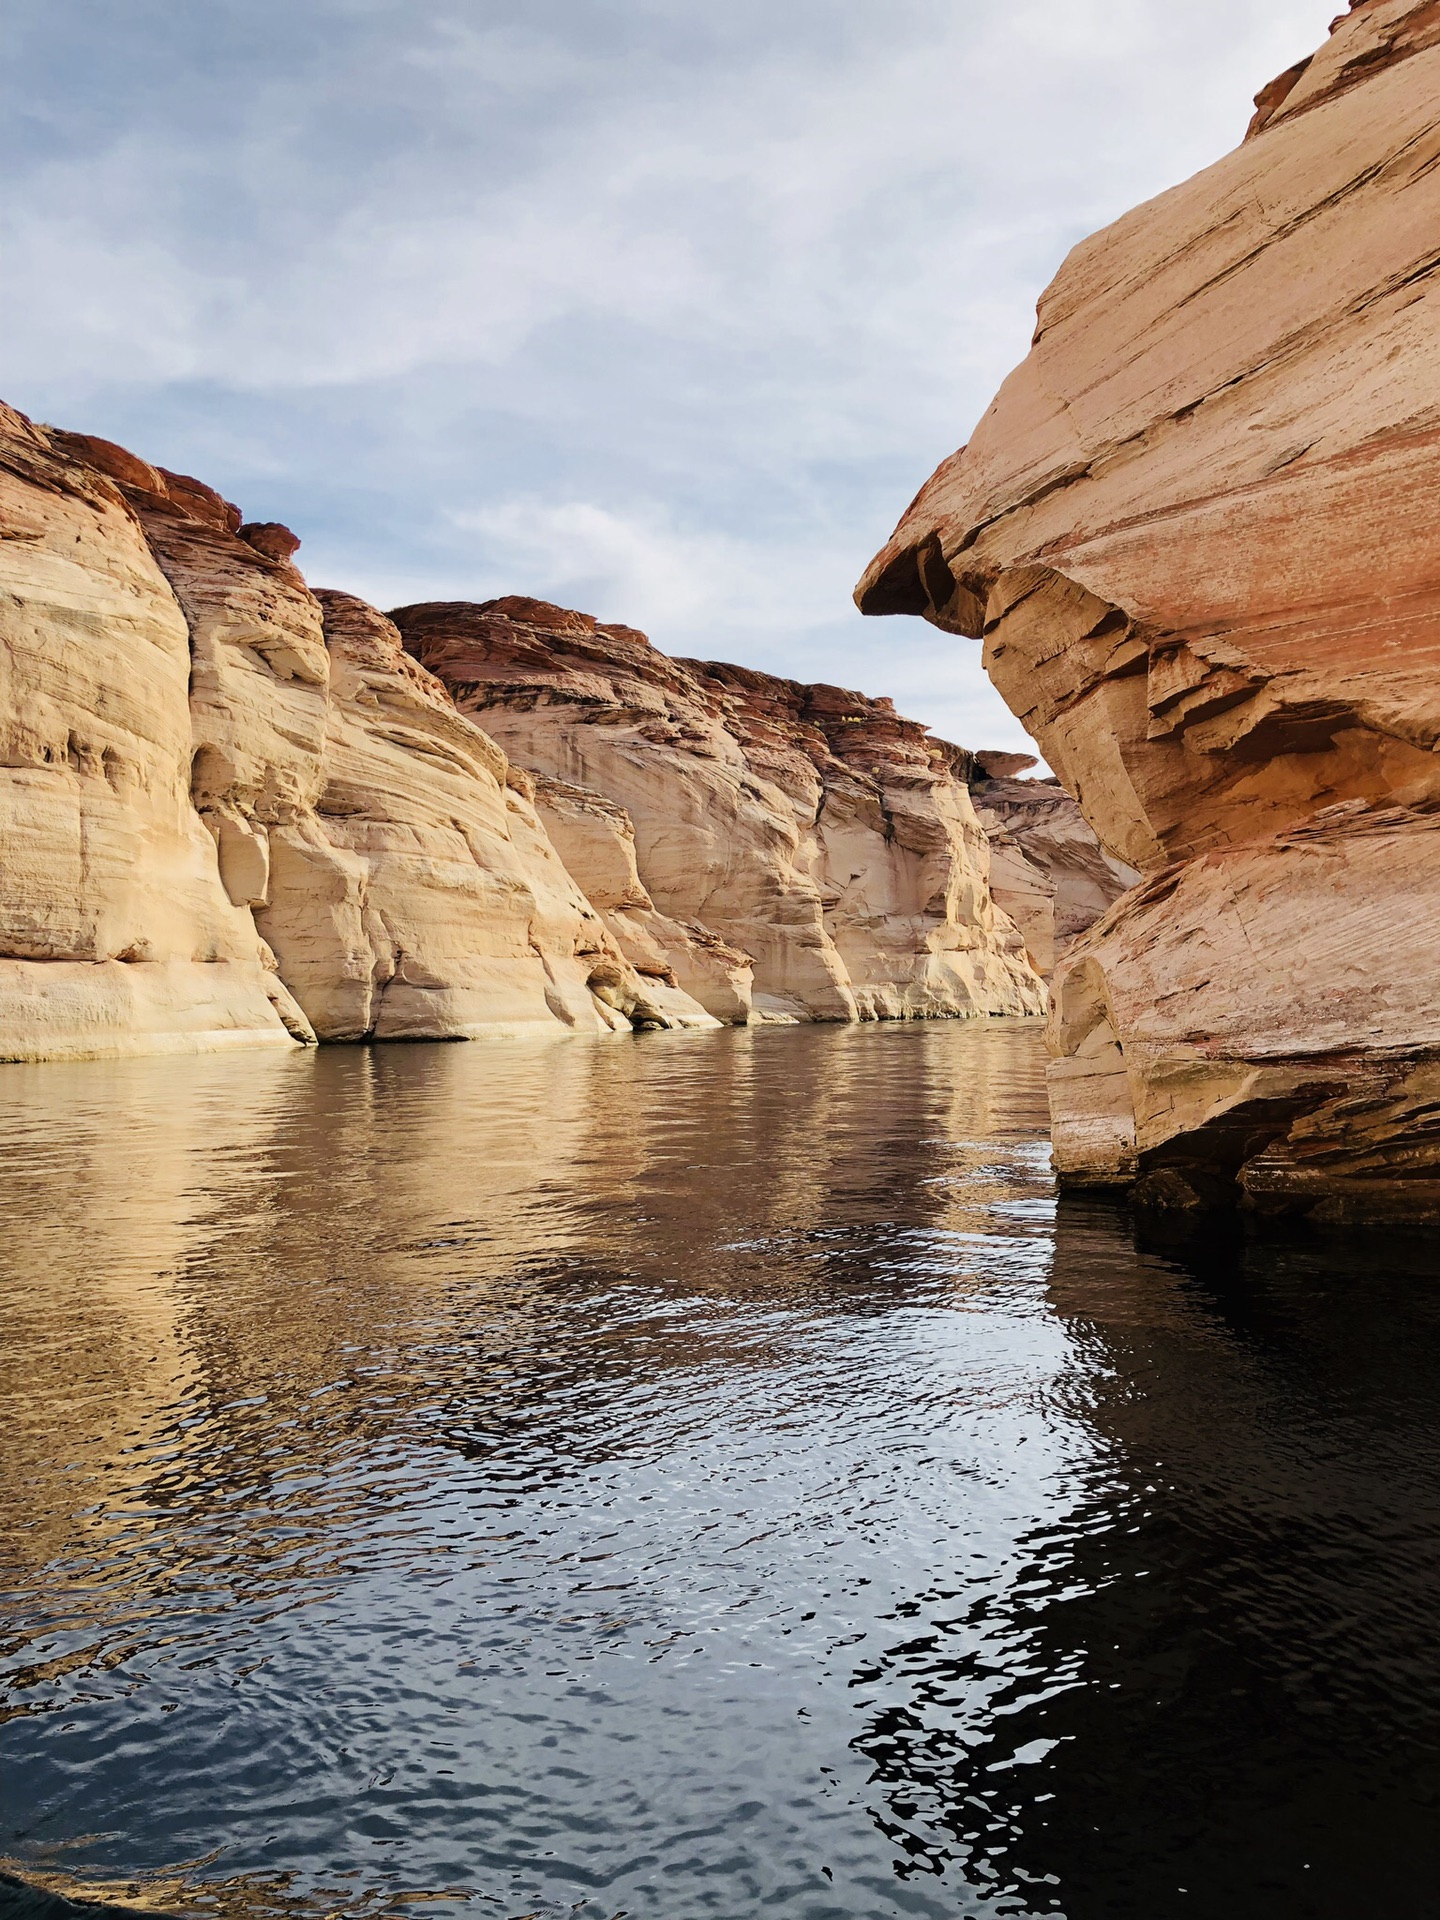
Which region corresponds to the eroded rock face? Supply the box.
[856,0,1440,1220]
[531,774,744,1026]
[284,590,691,1041]
[393,598,1045,1023]
[0,398,1040,1060]
[688,660,1046,1020]
[0,414,704,1057]
[971,763,1139,978]
[0,408,310,1058]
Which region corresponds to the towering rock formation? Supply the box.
[393,598,1045,1023]
[0,405,1040,1062]
[0,411,708,1060]
[857,0,1440,1222]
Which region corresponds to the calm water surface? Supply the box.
[0,1023,1437,1920]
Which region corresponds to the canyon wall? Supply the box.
[0,404,311,1060]
[0,407,1044,1061]
[393,597,1046,1023]
[971,759,1139,978]
[857,0,1440,1223]
[0,411,711,1060]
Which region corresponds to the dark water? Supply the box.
[0,1024,1437,1920]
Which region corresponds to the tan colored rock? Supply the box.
[268,588,690,1040]
[2,393,1037,1063]
[0,411,705,1057]
[0,408,311,1059]
[1046,803,1440,1218]
[394,596,857,1023]
[53,432,335,952]
[857,0,1440,1220]
[532,774,743,1026]
[392,598,1045,1023]
[690,661,1046,1020]
[972,767,1139,976]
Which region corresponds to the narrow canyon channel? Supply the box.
[1,1023,1437,1920]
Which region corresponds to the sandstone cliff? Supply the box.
[0,405,1038,1062]
[857,0,1440,1222]
[393,597,1045,1023]
[686,659,1047,1019]
[529,769,755,1025]
[0,411,711,1059]
[970,759,1139,978]
[0,404,311,1059]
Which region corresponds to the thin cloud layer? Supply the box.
[2,0,1339,750]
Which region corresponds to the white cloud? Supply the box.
[2,1,1340,400]
[1,0,1344,757]
[447,498,834,639]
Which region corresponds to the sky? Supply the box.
[2,0,1341,753]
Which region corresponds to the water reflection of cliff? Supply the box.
[851,1203,1440,1920]
[11,1026,1433,1918]
[0,1024,1049,1710]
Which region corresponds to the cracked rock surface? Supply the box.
[857,0,1440,1222]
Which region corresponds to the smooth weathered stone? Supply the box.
[857,0,1440,1220]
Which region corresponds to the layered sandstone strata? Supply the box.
[530,772,754,1025]
[857,0,1440,1221]
[971,759,1138,977]
[0,404,311,1059]
[687,659,1045,1018]
[393,598,1045,1023]
[0,412,706,1059]
[0,400,1040,1061]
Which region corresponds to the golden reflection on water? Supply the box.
[0,1023,1050,1703]
[6,1024,1440,1920]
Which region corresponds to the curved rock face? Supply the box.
[0,413,705,1058]
[971,765,1139,978]
[277,589,691,1041]
[531,773,749,1026]
[393,598,1045,1023]
[0,407,310,1059]
[685,660,1045,1020]
[0,399,1041,1060]
[857,0,1440,1221]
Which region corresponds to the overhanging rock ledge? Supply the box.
[856,0,1440,1225]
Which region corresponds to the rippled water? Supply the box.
[0,1023,1438,1920]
